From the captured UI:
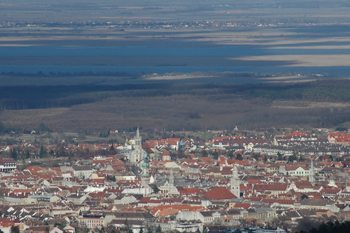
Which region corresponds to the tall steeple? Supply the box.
[140,156,151,192]
[135,128,141,147]
[136,127,140,138]
[230,165,240,198]
[130,128,143,164]
[309,159,315,184]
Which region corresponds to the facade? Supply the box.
[78,213,105,229]
[0,158,16,172]
[159,169,180,196]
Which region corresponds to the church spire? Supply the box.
[130,127,143,164]
[136,127,140,138]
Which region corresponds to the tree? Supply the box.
[54,221,66,229]
[99,130,110,138]
[106,225,119,233]
[329,155,334,161]
[10,226,20,233]
[211,151,219,160]
[110,144,116,154]
[156,225,162,233]
[0,121,6,133]
[301,193,309,200]
[24,149,30,159]
[277,152,283,160]
[96,227,106,233]
[37,122,51,132]
[296,217,321,233]
[227,150,234,159]
[39,145,47,158]
[75,225,89,233]
[236,153,243,160]
[335,127,347,132]
[107,175,116,182]
[201,150,208,157]
[302,221,350,233]
[0,229,4,233]
[10,147,18,160]
[288,155,298,162]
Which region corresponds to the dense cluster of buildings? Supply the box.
[0,129,350,233]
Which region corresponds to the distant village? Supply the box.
[0,128,350,233]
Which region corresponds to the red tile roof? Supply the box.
[203,187,236,200]
[178,187,203,196]
[328,132,350,142]
[285,164,308,171]
[150,205,203,217]
[254,183,288,192]
[0,218,15,228]
[231,202,251,209]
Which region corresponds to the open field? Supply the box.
[1,78,350,131]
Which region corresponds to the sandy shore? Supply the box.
[144,73,214,81]
[272,101,350,109]
[239,54,350,67]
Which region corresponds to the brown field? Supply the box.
[1,91,350,132]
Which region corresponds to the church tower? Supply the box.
[141,152,150,178]
[309,159,315,185]
[131,128,143,164]
[135,128,142,149]
[140,156,151,190]
[230,165,240,198]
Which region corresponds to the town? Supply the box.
[0,127,350,233]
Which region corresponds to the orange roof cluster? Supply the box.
[143,138,180,149]
[287,131,308,138]
[203,187,236,200]
[262,198,295,205]
[231,202,251,209]
[178,187,203,196]
[150,204,203,217]
[285,163,308,171]
[0,218,15,228]
[328,131,350,142]
[0,157,15,165]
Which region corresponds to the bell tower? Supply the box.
[230,165,240,198]
[309,159,315,185]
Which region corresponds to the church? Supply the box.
[130,128,146,164]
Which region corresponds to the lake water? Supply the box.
[1,29,350,78]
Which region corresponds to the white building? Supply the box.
[0,158,16,172]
